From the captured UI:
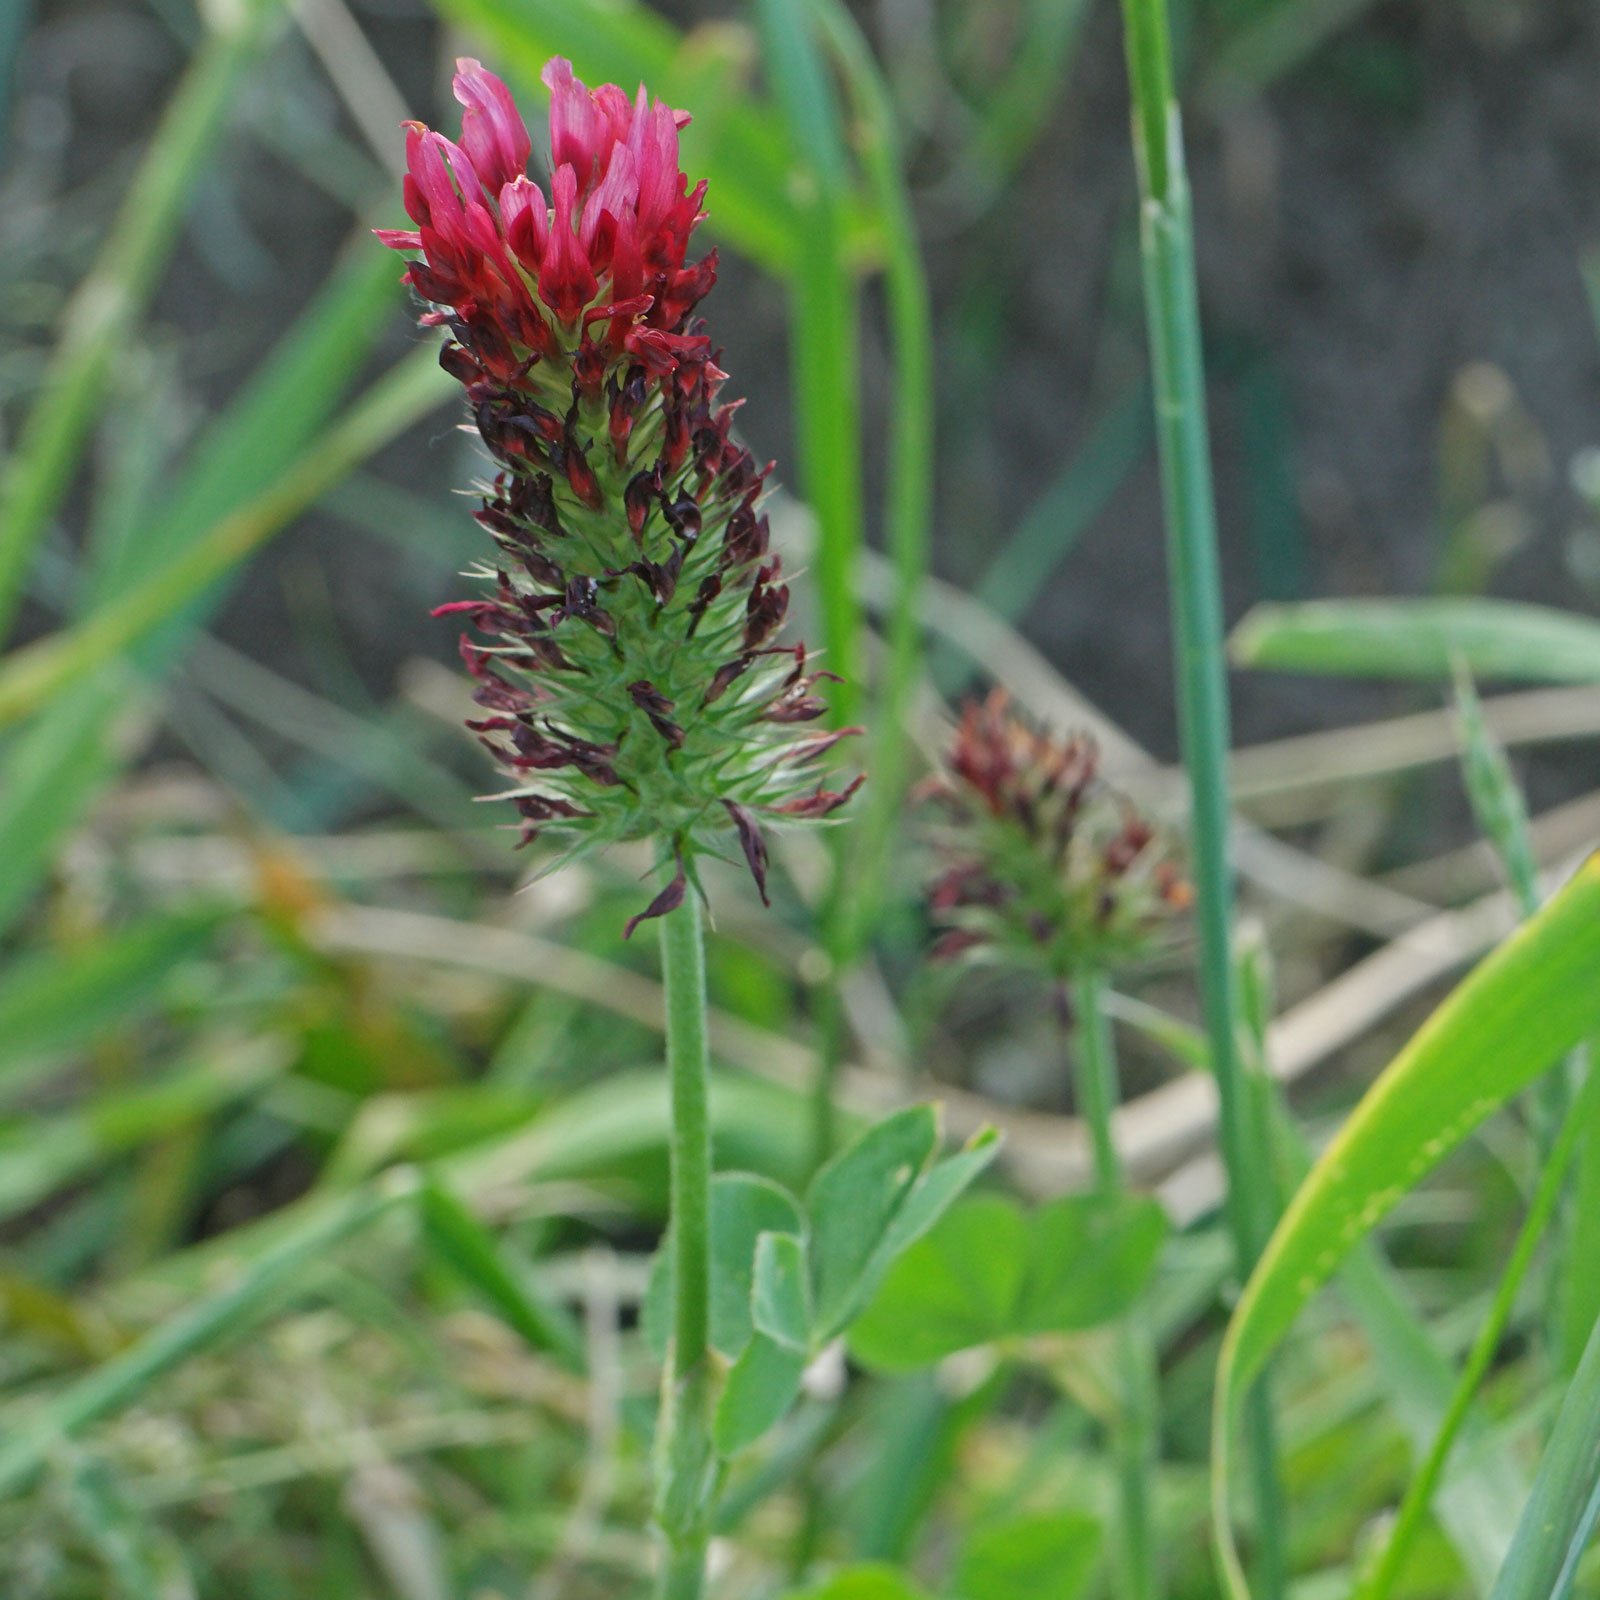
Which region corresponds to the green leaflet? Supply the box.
[1212,854,1600,1598]
[955,1511,1102,1600]
[847,1193,1167,1374]
[646,1109,1000,1456]
[784,1568,931,1600]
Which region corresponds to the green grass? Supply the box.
[4,2,1600,1598]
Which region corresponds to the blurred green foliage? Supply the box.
[2,0,1600,1596]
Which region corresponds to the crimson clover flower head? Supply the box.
[922,690,1191,978]
[380,59,860,932]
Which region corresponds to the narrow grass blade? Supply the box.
[0,248,409,936]
[1231,598,1600,684]
[971,382,1152,632]
[1213,854,1600,1599]
[970,0,1093,175]
[0,906,225,1099]
[0,350,452,730]
[1487,1306,1600,1600]
[1563,1050,1600,1373]
[0,0,288,637]
[1455,673,1540,916]
[1117,0,1286,1585]
[1113,990,1529,1583]
[807,0,934,937]
[0,0,31,169]
[1454,670,1576,1248]
[754,0,864,729]
[59,1451,197,1600]
[751,0,866,1171]
[1205,0,1386,105]
[419,1176,585,1371]
[0,1174,413,1499]
[0,1037,286,1225]
[82,245,403,609]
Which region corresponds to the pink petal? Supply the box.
[542,58,604,183]
[453,58,532,193]
[538,164,598,323]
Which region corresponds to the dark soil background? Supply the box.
[7,0,1600,779]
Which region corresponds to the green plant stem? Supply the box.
[659,1545,710,1600]
[751,0,867,1175]
[1070,969,1159,1600]
[810,0,936,998]
[1115,1,1284,1592]
[656,887,718,1600]
[1355,1045,1600,1598]
[1488,1299,1600,1600]
[1071,972,1123,1195]
[808,948,847,1169]
[795,194,862,1176]
[1454,671,1574,1358]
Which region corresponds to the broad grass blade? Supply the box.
[1213,854,1600,1598]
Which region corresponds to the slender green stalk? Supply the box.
[1454,673,1581,1361]
[811,0,936,952]
[1115,1,1284,1591]
[1071,972,1123,1195]
[655,888,718,1600]
[1355,1060,1600,1599]
[659,1545,711,1600]
[791,186,861,1175]
[1070,969,1159,1600]
[1488,1300,1600,1600]
[753,0,865,1172]
[0,0,286,643]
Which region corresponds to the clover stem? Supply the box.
[656,881,716,1599]
[1070,967,1160,1600]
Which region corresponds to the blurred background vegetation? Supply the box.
[2,0,1600,1595]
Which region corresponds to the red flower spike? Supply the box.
[922,690,1189,979]
[384,56,860,929]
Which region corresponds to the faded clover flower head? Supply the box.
[379,59,860,932]
[922,689,1191,980]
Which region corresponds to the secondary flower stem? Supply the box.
[1116,0,1285,1588]
[1070,967,1159,1600]
[657,884,716,1599]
